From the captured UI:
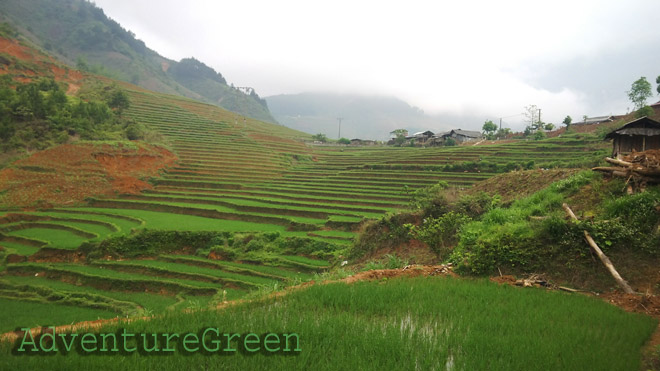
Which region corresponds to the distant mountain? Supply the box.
[0,0,276,123]
[267,93,461,140]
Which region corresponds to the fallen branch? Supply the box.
[605,157,633,167]
[562,203,635,294]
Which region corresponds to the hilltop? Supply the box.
[0,0,276,123]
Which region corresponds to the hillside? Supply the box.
[0,0,276,123]
[266,92,487,140]
[0,12,659,370]
[266,93,440,140]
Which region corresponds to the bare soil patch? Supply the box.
[0,142,176,208]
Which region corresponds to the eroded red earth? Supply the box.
[0,142,176,208]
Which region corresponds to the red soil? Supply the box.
[0,37,85,92]
[0,142,176,208]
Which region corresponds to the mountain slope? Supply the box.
[0,0,276,123]
[266,92,453,140]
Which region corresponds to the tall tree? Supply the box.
[627,77,652,111]
[482,120,497,136]
[562,115,572,126]
[522,104,540,131]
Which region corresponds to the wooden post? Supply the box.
[562,203,635,294]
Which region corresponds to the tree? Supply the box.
[338,137,350,145]
[635,105,654,119]
[534,130,546,140]
[522,104,541,132]
[495,128,511,139]
[562,115,572,126]
[107,89,130,114]
[656,75,660,95]
[627,77,652,111]
[390,128,408,146]
[482,120,497,138]
[544,123,555,131]
[389,128,408,137]
[444,138,457,146]
[312,133,327,143]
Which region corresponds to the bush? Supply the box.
[414,212,471,259]
[210,245,241,260]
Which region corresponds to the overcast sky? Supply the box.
[94,0,660,130]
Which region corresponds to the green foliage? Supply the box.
[455,191,501,218]
[544,123,555,131]
[0,22,18,38]
[338,137,350,144]
[351,213,417,259]
[496,127,511,139]
[635,105,654,119]
[482,120,497,135]
[406,181,449,214]
[312,133,328,142]
[628,76,653,111]
[444,137,457,146]
[0,77,140,151]
[413,212,471,258]
[449,171,599,274]
[563,115,572,126]
[534,130,546,140]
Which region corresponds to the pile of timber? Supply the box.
[593,149,660,185]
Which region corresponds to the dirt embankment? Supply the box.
[0,142,176,208]
[0,37,84,94]
[464,168,580,204]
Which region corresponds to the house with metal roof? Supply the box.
[575,116,616,125]
[604,117,660,157]
[439,129,483,143]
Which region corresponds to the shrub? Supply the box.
[414,212,471,259]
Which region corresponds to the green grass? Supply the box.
[1,276,178,314]
[159,255,311,281]
[0,277,654,370]
[6,228,88,250]
[163,255,314,280]
[95,260,278,287]
[65,208,288,232]
[0,297,117,334]
[281,255,330,267]
[0,241,40,256]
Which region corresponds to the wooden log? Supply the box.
[612,170,631,178]
[605,157,633,167]
[592,166,625,172]
[562,203,635,294]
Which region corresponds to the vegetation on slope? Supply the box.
[352,170,660,291]
[0,76,143,153]
[0,0,276,123]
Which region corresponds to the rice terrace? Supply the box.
[1,1,660,370]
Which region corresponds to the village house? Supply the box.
[575,115,616,125]
[350,138,376,146]
[604,117,660,157]
[440,129,483,143]
[405,130,434,144]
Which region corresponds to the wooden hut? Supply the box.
[604,117,660,157]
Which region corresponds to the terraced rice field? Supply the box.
[0,86,609,329]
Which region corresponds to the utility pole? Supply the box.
[538,109,542,126]
[337,117,343,139]
[499,118,502,130]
